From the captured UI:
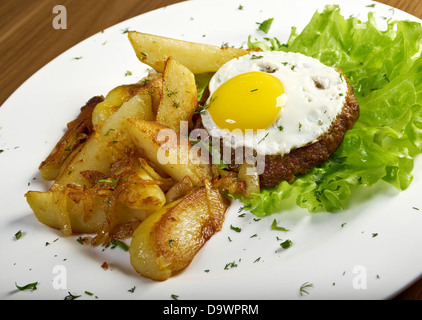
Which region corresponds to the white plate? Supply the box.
[1,0,422,300]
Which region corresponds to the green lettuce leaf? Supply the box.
[244,5,422,216]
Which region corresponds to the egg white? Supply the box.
[201,51,349,156]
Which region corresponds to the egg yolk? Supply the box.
[208,71,284,131]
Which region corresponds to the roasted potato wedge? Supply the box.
[128,31,250,73]
[26,157,167,235]
[26,91,157,236]
[164,175,194,204]
[129,183,228,280]
[138,157,174,192]
[26,186,72,235]
[126,118,212,187]
[92,73,165,131]
[39,87,153,183]
[39,96,102,181]
[26,189,149,236]
[139,73,163,115]
[118,165,166,211]
[56,92,154,187]
[155,57,197,132]
[26,182,111,236]
[91,84,146,130]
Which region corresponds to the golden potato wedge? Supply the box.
[128,31,251,73]
[26,92,157,236]
[26,157,167,235]
[126,118,212,187]
[118,165,166,211]
[139,73,163,116]
[26,187,71,235]
[26,188,151,236]
[137,157,175,192]
[155,57,197,132]
[56,92,154,187]
[129,183,229,281]
[164,175,194,204]
[39,82,155,183]
[25,183,107,236]
[39,96,102,181]
[91,84,144,130]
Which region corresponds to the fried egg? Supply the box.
[200,51,348,156]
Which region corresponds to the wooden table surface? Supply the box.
[1,0,421,300]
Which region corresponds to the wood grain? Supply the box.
[1,0,421,299]
[0,0,183,105]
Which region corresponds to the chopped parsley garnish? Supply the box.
[195,95,217,114]
[172,101,181,108]
[166,87,178,97]
[15,230,22,240]
[98,176,120,190]
[15,281,38,291]
[224,261,238,270]
[110,239,129,251]
[299,282,313,296]
[193,103,210,114]
[256,18,274,34]
[238,204,252,213]
[280,239,293,249]
[230,225,242,232]
[104,128,116,136]
[258,132,269,144]
[271,219,289,231]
